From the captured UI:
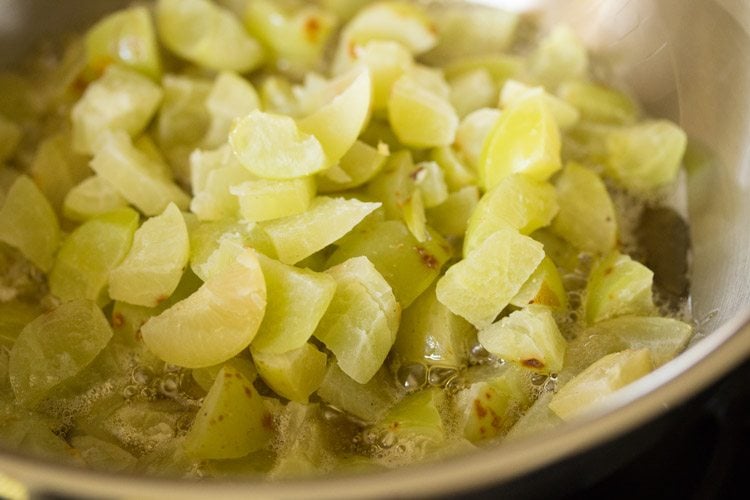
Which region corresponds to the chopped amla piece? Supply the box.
[28,132,90,214]
[436,227,545,329]
[84,6,162,80]
[585,251,655,324]
[71,65,163,155]
[109,203,190,308]
[156,0,263,73]
[63,175,128,222]
[252,343,328,403]
[327,219,451,309]
[243,0,337,78]
[548,349,653,420]
[298,69,372,168]
[231,176,316,223]
[184,365,272,459]
[478,305,567,374]
[455,364,533,442]
[314,257,399,384]
[0,175,60,272]
[140,247,266,368]
[316,363,403,424]
[190,158,255,222]
[448,68,497,119]
[9,299,113,406]
[370,388,445,452]
[388,73,459,149]
[464,174,558,257]
[454,107,501,171]
[500,80,580,130]
[90,131,190,217]
[49,207,138,305]
[251,253,336,354]
[191,356,258,393]
[426,185,480,239]
[510,256,568,310]
[202,72,260,149]
[262,196,380,265]
[353,40,414,111]
[564,316,693,374]
[393,283,475,369]
[558,81,638,125]
[317,140,388,193]
[430,145,476,191]
[551,162,617,255]
[605,120,688,191]
[230,110,327,180]
[332,1,437,74]
[479,93,561,190]
[527,26,588,90]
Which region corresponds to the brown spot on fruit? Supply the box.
[521,358,545,369]
[474,400,487,418]
[244,386,254,398]
[304,16,321,43]
[112,312,125,328]
[261,412,274,431]
[155,295,168,305]
[415,246,439,269]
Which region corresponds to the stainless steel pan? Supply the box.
[1,0,749,498]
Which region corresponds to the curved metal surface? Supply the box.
[1,0,749,498]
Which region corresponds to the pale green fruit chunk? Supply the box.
[298,69,372,168]
[436,227,545,329]
[9,299,113,406]
[443,54,523,87]
[388,74,458,149]
[413,161,448,208]
[393,283,474,369]
[505,391,562,441]
[585,252,655,325]
[422,4,518,64]
[230,110,327,180]
[190,144,237,196]
[314,257,399,384]
[0,114,22,162]
[478,305,567,374]
[191,161,254,222]
[251,253,336,354]
[464,175,558,257]
[365,150,420,219]
[191,356,258,393]
[354,40,414,111]
[454,107,500,171]
[90,131,190,217]
[317,140,388,193]
[510,256,568,310]
[527,26,588,90]
[140,247,266,368]
[263,197,381,265]
[156,0,264,73]
[371,388,445,451]
[549,349,653,420]
[500,80,579,130]
[157,74,212,183]
[430,146,476,191]
[231,176,316,223]
[243,0,337,78]
[456,365,532,442]
[202,72,260,149]
[71,65,163,154]
[402,188,428,242]
[426,185,479,238]
[184,365,272,459]
[269,402,334,478]
[252,343,328,403]
[49,208,139,305]
[28,132,90,214]
[63,176,128,222]
[551,162,617,255]
[0,301,41,349]
[479,94,561,190]
[564,316,693,375]
[109,203,190,307]
[316,362,402,423]
[0,175,60,272]
[332,1,437,74]
[449,68,497,118]
[84,6,162,80]
[71,435,138,473]
[327,220,451,308]
[558,80,638,125]
[605,120,687,191]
